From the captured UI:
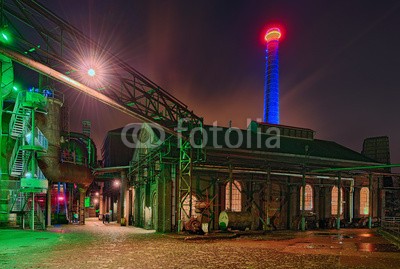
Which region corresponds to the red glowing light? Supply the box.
[58,196,64,201]
[265,28,281,42]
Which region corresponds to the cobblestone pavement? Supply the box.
[1,219,399,269]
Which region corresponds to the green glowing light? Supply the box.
[85,197,90,207]
[0,28,10,43]
[13,86,18,91]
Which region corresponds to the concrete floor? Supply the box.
[0,218,399,268]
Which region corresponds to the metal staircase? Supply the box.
[5,90,49,230]
[9,93,31,138]
[9,139,31,177]
[8,191,46,230]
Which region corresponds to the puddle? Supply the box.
[357,233,378,238]
[306,244,341,249]
[356,243,400,252]
[314,232,334,236]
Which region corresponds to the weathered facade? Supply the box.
[101,121,392,233]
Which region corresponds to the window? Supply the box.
[331,186,344,215]
[225,180,242,212]
[360,187,369,215]
[181,194,197,221]
[299,184,313,211]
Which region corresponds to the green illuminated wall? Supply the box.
[0,104,15,226]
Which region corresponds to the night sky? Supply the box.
[40,0,400,163]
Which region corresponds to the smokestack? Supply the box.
[263,28,281,124]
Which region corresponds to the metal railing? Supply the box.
[381,217,400,237]
[25,127,49,151]
[61,151,88,166]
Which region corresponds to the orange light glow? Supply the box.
[265,28,281,42]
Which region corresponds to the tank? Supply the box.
[219,211,253,231]
[36,94,93,188]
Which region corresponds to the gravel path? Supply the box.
[1,219,399,269]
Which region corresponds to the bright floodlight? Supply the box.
[87,68,96,77]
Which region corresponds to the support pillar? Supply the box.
[349,179,354,223]
[79,188,85,225]
[368,174,373,229]
[336,172,341,230]
[301,168,306,231]
[31,192,35,231]
[46,182,52,227]
[119,170,127,225]
[99,182,104,215]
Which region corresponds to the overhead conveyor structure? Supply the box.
[0,0,204,230]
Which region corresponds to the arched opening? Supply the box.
[360,187,369,215]
[299,184,313,211]
[225,180,242,212]
[331,186,344,215]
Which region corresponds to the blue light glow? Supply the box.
[263,39,280,124]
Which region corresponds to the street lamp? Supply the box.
[87,68,96,77]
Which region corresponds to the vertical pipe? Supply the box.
[46,182,51,226]
[30,110,36,173]
[162,164,167,232]
[349,179,354,223]
[57,182,60,214]
[336,172,341,230]
[301,169,306,231]
[63,183,68,220]
[368,174,373,229]
[31,192,35,230]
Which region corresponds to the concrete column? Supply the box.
[79,188,85,225]
[300,169,306,231]
[119,170,127,224]
[349,180,354,222]
[336,173,341,230]
[368,174,373,229]
[99,182,104,215]
[314,186,320,221]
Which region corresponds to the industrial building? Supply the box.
[0,1,398,235]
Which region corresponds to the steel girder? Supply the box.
[0,0,202,135]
